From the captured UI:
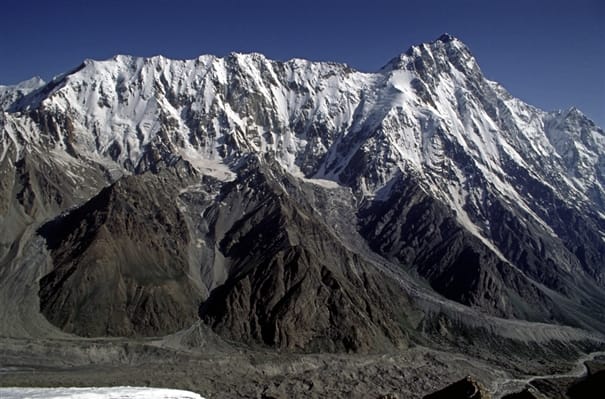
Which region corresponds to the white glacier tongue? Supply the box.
[0,387,205,399]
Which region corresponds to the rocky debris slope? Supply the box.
[198,158,413,351]
[37,162,202,336]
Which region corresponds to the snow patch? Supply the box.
[290,167,341,189]
[0,387,204,399]
[178,147,235,181]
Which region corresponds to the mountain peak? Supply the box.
[381,34,476,75]
[17,76,46,90]
[0,76,45,91]
[430,33,471,54]
[435,32,457,43]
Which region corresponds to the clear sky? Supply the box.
[1,0,603,126]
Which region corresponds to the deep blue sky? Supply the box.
[1,0,603,126]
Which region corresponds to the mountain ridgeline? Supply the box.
[1,34,604,355]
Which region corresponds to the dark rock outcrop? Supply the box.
[502,388,541,399]
[423,376,491,399]
[358,174,552,320]
[200,161,413,352]
[38,165,203,337]
[568,369,605,398]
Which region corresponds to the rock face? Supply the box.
[568,369,605,398]
[423,376,491,399]
[38,163,203,336]
[502,388,540,399]
[358,173,544,319]
[0,34,604,353]
[198,159,412,351]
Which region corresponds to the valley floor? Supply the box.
[1,337,601,398]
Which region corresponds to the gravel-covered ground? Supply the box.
[2,334,602,399]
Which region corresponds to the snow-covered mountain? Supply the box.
[6,35,604,233]
[1,34,604,352]
[0,76,45,111]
